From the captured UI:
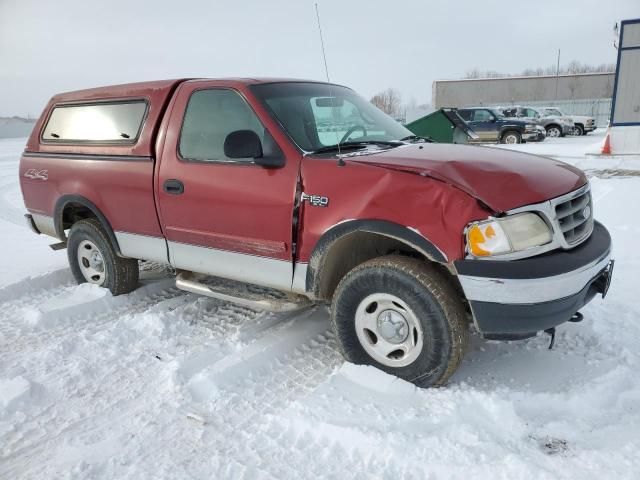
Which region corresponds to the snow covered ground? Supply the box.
[1,134,640,479]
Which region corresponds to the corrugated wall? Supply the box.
[434,73,615,109]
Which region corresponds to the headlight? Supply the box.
[525,124,536,132]
[466,213,552,257]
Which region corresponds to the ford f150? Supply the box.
[20,78,614,387]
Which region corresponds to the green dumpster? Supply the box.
[405,108,478,144]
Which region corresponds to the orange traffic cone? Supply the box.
[601,131,611,155]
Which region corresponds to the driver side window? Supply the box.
[179,89,265,163]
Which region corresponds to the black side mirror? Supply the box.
[224,130,263,159]
[223,130,285,168]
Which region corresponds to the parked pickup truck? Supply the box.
[538,107,597,136]
[456,107,541,144]
[20,79,614,387]
[501,106,574,138]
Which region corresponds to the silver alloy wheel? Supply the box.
[504,133,519,144]
[77,239,106,285]
[547,126,561,137]
[354,293,423,367]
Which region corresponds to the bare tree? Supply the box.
[370,88,402,116]
[463,62,616,79]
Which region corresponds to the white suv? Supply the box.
[539,107,596,136]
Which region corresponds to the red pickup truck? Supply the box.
[19,78,614,387]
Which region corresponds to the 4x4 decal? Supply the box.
[24,168,48,180]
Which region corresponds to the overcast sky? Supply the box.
[0,0,637,117]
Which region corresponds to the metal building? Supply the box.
[433,73,615,126]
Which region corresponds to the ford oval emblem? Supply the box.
[582,206,591,219]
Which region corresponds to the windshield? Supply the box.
[546,108,563,116]
[250,82,412,152]
[489,108,505,119]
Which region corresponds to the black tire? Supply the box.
[331,255,468,387]
[546,125,561,138]
[501,131,521,144]
[67,218,139,295]
[573,124,584,136]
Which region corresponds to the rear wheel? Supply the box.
[546,125,561,138]
[67,218,139,295]
[331,255,468,387]
[501,131,521,144]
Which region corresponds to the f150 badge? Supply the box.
[24,169,49,180]
[301,192,329,207]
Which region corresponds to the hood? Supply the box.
[346,143,587,213]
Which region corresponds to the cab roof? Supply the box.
[51,78,332,103]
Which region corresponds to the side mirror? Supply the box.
[489,116,497,123]
[223,129,285,168]
[224,130,263,159]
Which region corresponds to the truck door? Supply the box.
[468,109,499,142]
[156,81,300,291]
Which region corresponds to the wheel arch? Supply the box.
[305,219,448,300]
[501,129,521,141]
[53,195,121,255]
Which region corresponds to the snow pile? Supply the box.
[0,377,31,412]
[1,137,640,478]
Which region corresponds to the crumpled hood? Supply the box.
[346,143,587,212]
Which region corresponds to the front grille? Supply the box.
[554,189,593,244]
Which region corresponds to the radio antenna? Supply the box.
[314,2,344,164]
[314,3,331,82]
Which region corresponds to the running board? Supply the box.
[175,271,313,312]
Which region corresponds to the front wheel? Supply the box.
[67,218,139,295]
[331,256,468,387]
[573,124,584,136]
[501,131,521,144]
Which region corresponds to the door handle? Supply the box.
[163,179,184,195]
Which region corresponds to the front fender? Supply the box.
[304,219,447,298]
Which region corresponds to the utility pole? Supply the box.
[554,49,561,101]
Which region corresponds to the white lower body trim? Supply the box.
[292,263,308,294]
[168,241,293,292]
[31,213,57,238]
[115,232,169,263]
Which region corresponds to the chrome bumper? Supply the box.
[454,221,613,337]
[458,249,611,304]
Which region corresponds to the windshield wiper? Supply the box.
[399,135,433,143]
[310,140,403,155]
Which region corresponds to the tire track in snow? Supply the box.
[0,279,181,364]
[158,307,350,478]
[0,292,337,478]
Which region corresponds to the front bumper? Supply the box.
[522,132,540,141]
[454,221,613,339]
[529,128,546,142]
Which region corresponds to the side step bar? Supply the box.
[175,271,313,313]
